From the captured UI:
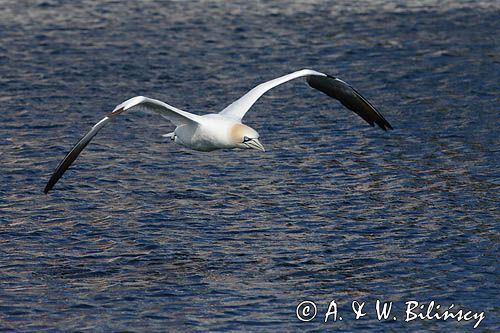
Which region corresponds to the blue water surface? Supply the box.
[0,0,499,331]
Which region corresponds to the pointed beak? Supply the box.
[247,138,266,152]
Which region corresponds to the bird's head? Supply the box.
[230,123,265,152]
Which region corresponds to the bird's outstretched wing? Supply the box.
[219,69,393,131]
[44,96,200,193]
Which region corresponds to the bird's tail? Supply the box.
[162,132,175,140]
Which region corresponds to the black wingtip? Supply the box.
[307,74,393,132]
[44,175,57,194]
[376,115,393,131]
[376,120,392,132]
[43,116,111,194]
[44,163,67,194]
[44,175,54,194]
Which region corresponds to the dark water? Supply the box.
[1,0,499,331]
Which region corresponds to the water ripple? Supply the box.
[1,0,499,331]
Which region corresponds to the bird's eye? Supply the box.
[243,136,251,143]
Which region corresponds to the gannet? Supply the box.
[44,69,393,193]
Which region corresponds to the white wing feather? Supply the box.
[44,96,200,193]
[112,96,201,126]
[219,69,326,121]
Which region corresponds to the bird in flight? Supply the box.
[44,69,393,193]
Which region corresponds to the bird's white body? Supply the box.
[44,69,392,193]
[172,114,256,152]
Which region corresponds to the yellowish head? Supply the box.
[230,123,265,152]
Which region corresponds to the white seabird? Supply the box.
[44,69,393,193]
